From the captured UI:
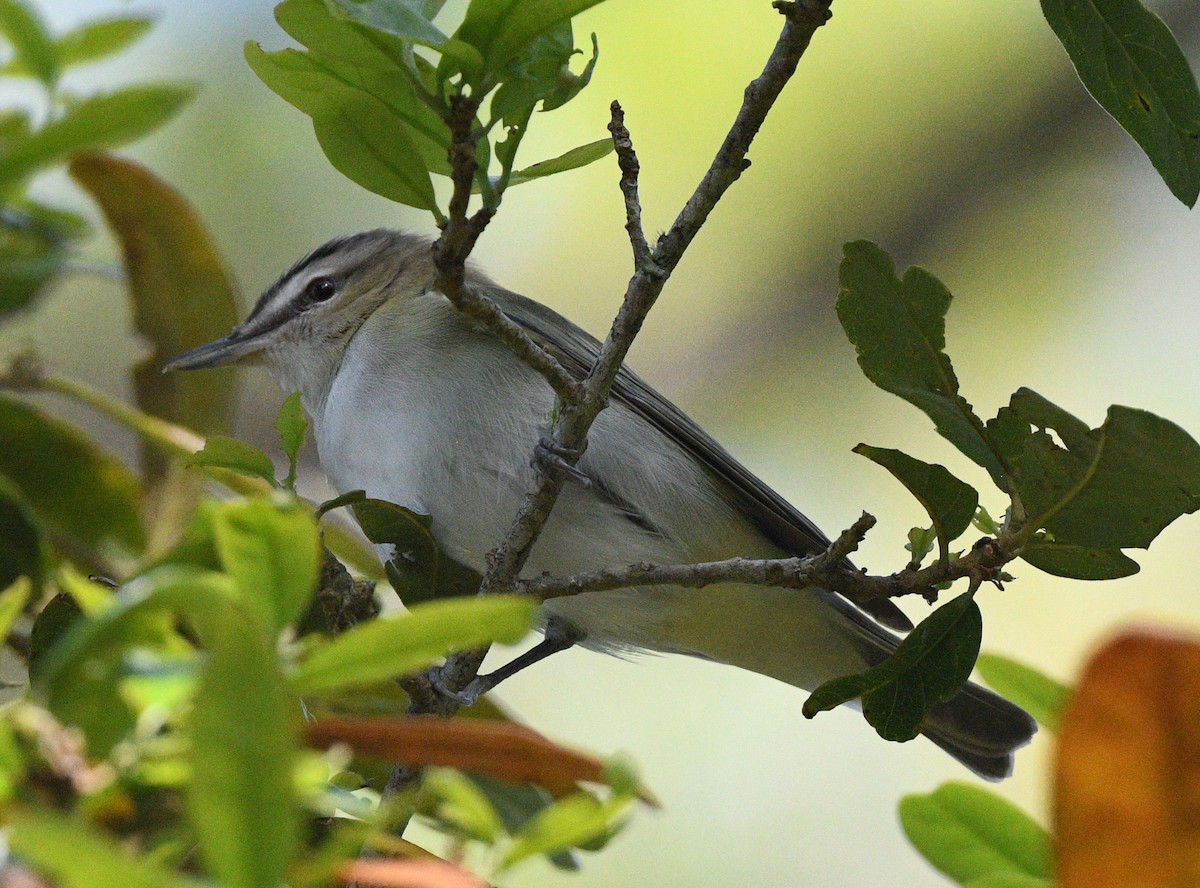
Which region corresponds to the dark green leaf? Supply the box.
[0,85,193,192]
[1020,540,1139,579]
[836,241,1007,486]
[899,781,1051,883]
[189,600,300,888]
[0,484,41,591]
[975,653,1070,733]
[55,17,154,68]
[0,395,145,552]
[276,392,308,489]
[27,591,82,683]
[1001,390,1200,550]
[9,811,203,888]
[0,0,57,84]
[212,496,321,630]
[505,137,612,186]
[290,595,537,693]
[854,444,979,560]
[1040,0,1200,206]
[803,592,982,742]
[322,0,448,46]
[0,213,69,315]
[189,435,277,486]
[470,773,580,870]
[455,0,608,78]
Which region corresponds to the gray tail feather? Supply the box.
[921,681,1038,780]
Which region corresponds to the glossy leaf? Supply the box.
[1056,630,1200,888]
[900,781,1052,884]
[211,496,321,630]
[189,601,300,888]
[854,444,979,559]
[1020,540,1139,579]
[307,713,606,795]
[803,592,981,742]
[352,497,481,605]
[836,241,1006,486]
[1040,0,1200,206]
[0,0,57,84]
[276,392,308,490]
[0,85,193,191]
[8,810,203,888]
[976,652,1069,733]
[70,153,238,443]
[189,435,277,486]
[291,595,537,693]
[55,16,154,68]
[505,137,612,187]
[0,395,145,552]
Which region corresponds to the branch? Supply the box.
[434,0,836,697]
[518,513,1020,610]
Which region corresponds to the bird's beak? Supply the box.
[162,329,271,372]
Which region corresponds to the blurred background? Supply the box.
[3,0,1199,885]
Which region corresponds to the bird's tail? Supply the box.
[921,681,1038,780]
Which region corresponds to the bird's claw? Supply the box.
[532,436,591,487]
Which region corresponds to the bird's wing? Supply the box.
[490,286,913,632]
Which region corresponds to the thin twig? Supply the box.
[607,101,650,270]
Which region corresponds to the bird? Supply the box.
[165,228,1035,778]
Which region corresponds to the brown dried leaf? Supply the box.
[338,858,487,888]
[1055,629,1200,888]
[306,715,605,796]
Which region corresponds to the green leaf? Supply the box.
[211,496,321,631]
[854,444,979,560]
[311,91,439,209]
[291,595,537,693]
[500,790,629,871]
[470,773,579,869]
[0,484,42,591]
[489,23,596,125]
[505,137,612,187]
[276,392,308,490]
[424,767,506,842]
[0,395,145,552]
[8,810,203,888]
[906,525,937,566]
[0,0,57,84]
[1040,0,1200,207]
[55,17,154,69]
[899,781,1052,883]
[352,497,481,605]
[1019,540,1139,580]
[803,592,982,742]
[0,575,31,643]
[975,653,1070,733]
[1000,390,1200,553]
[189,600,300,888]
[0,85,194,193]
[456,0,609,78]
[0,210,70,315]
[322,0,448,46]
[27,591,82,683]
[190,435,277,486]
[836,241,1006,486]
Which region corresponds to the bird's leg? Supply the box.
[433,615,586,706]
[532,436,591,487]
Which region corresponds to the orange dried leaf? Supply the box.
[1055,629,1200,888]
[307,715,605,796]
[338,858,487,888]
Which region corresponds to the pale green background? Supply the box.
[4,1,1200,885]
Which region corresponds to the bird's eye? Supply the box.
[305,276,337,302]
